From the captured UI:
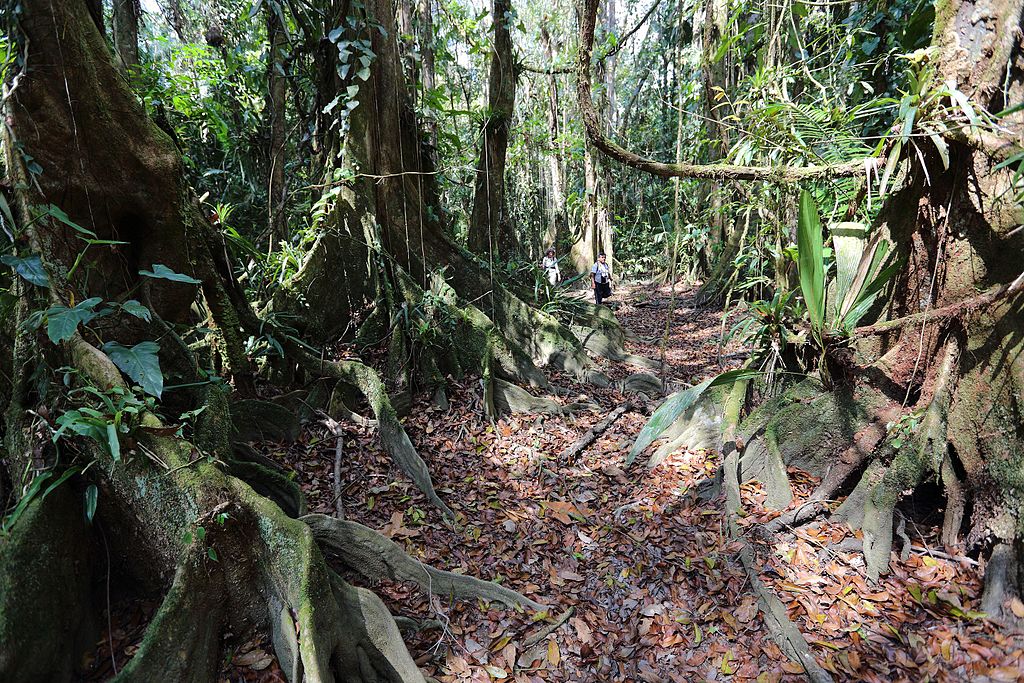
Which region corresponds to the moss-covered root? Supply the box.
[329,574,428,683]
[838,342,959,581]
[645,385,729,470]
[569,323,662,372]
[304,514,548,611]
[111,548,225,682]
[297,352,454,519]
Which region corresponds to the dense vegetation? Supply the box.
[1,0,1021,679]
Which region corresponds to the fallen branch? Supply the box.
[304,514,548,611]
[559,402,633,464]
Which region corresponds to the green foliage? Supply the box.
[101,341,165,398]
[797,191,825,337]
[0,467,80,536]
[52,382,157,461]
[0,253,49,287]
[38,297,104,344]
[795,192,900,340]
[139,264,201,284]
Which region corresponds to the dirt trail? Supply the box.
[82,284,1024,682]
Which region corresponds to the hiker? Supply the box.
[541,247,560,286]
[591,252,611,305]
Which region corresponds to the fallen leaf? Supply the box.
[547,639,560,666]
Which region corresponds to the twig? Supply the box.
[558,401,633,464]
[523,606,574,647]
[333,436,345,519]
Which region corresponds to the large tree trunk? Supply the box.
[276,0,609,386]
[417,0,438,150]
[267,3,289,249]
[540,24,569,252]
[467,0,519,259]
[727,0,1024,618]
[0,2,547,681]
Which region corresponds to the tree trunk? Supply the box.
[417,0,437,150]
[540,24,569,252]
[467,0,519,259]
[267,3,289,249]
[112,0,140,75]
[731,0,1024,617]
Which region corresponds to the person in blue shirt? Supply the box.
[591,252,611,305]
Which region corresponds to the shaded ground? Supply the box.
[81,283,1024,682]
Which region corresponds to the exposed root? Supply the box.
[0,487,98,681]
[225,460,308,518]
[111,547,224,682]
[522,606,574,647]
[304,514,548,611]
[982,543,1024,624]
[569,323,661,371]
[645,385,729,470]
[722,452,834,683]
[857,340,959,580]
[491,378,597,416]
[616,372,665,397]
[297,352,454,519]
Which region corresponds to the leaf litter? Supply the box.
[87,283,1021,682]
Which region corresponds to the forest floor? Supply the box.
[80,284,1024,683]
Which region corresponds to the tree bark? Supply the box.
[540,24,569,252]
[112,0,140,76]
[467,0,519,258]
[267,3,289,249]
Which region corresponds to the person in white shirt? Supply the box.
[541,247,560,286]
[591,252,611,305]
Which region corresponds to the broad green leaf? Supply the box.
[139,263,201,284]
[838,232,885,321]
[119,299,152,322]
[1,253,49,287]
[829,222,867,317]
[0,192,16,233]
[43,204,97,238]
[928,133,950,170]
[627,368,760,464]
[842,255,904,330]
[45,297,103,343]
[797,190,825,333]
[879,140,902,198]
[102,341,164,398]
[105,422,121,461]
[84,484,98,523]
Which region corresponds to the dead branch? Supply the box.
[559,401,633,464]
